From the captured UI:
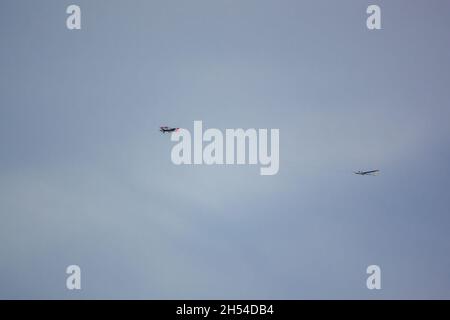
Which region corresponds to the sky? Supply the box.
[1,0,450,299]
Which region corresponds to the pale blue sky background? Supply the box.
[1,0,450,299]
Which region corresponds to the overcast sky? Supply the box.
[1,0,450,299]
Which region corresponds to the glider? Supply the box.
[354,169,380,176]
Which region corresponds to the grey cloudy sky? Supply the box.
[1,0,450,299]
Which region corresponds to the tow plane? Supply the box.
[160,126,179,133]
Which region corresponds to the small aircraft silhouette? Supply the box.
[354,169,380,176]
[160,126,179,133]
